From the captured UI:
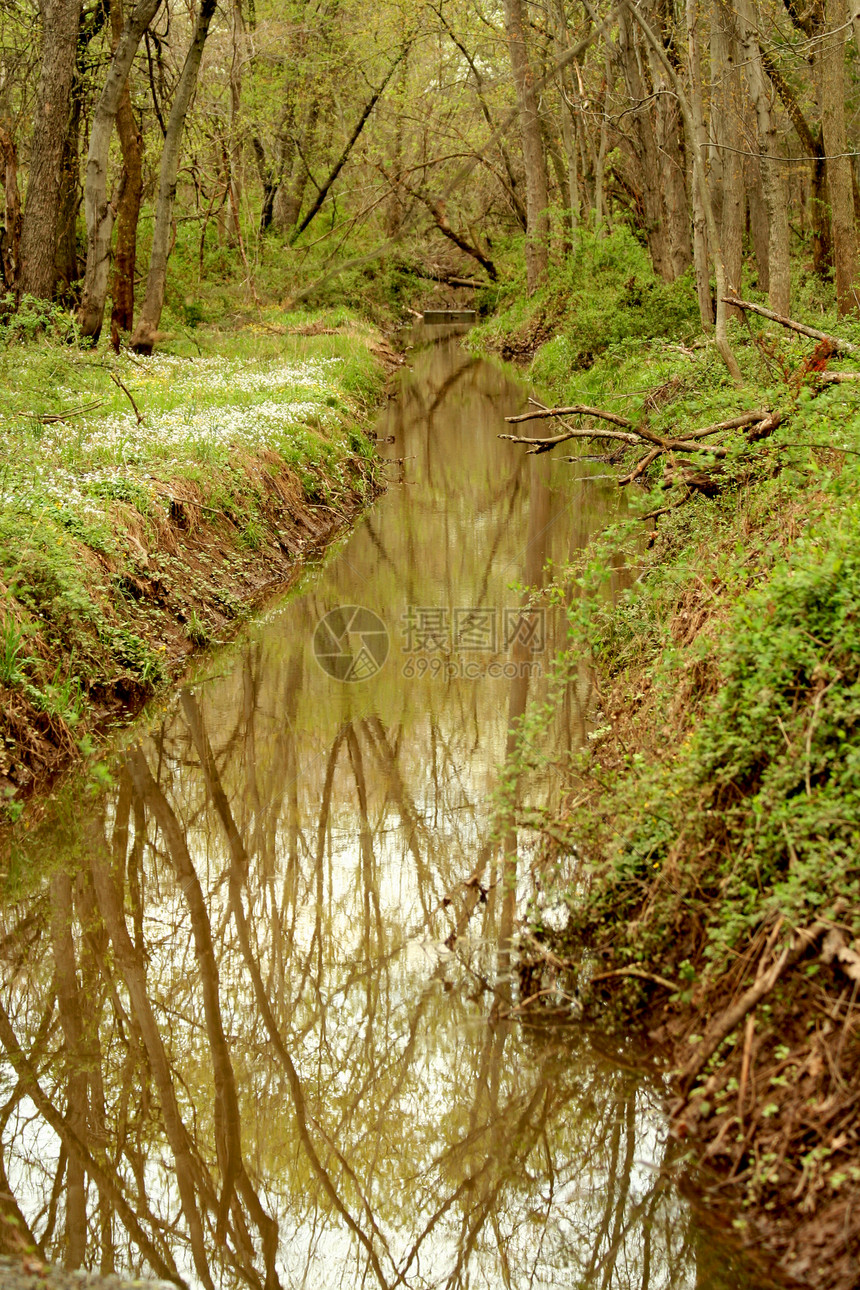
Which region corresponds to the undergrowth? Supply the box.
[474,246,860,1282]
[466,231,860,989]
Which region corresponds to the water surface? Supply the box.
[0,337,758,1289]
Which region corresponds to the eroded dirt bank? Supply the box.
[0,313,395,825]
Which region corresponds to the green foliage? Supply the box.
[554,422,860,978]
[473,291,860,989]
[0,611,25,684]
[0,295,82,347]
[472,228,700,371]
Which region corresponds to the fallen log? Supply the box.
[500,409,773,462]
[722,297,860,357]
[499,427,642,452]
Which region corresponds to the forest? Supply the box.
[1,0,860,1288]
[3,0,860,341]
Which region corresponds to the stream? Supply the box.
[0,333,760,1289]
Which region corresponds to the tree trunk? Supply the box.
[623,0,741,380]
[503,0,549,292]
[54,87,82,299]
[252,136,278,234]
[760,46,831,278]
[78,0,162,339]
[272,101,312,234]
[647,0,692,278]
[713,1,744,312]
[617,2,671,280]
[594,47,612,232]
[685,0,712,325]
[747,152,770,292]
[815,0,859,313]
[552,0,581,231]
[111,0,146,335]
[131,0,218,353]
[736,0,791,314]
[227,0,244,244]
[19,0,84,300]
[0,126,23,291]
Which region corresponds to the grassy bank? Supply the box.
[473,230,860,1289]
[0,300,389,820]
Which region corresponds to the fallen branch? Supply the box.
[677,411,770,440]
[589,966,677,990]
[501,408,773,464]
[500,426,642,452]
[679,919,830,1088]
[526,395,630,452]
[504,404,633,428]
[25,400,104,424]
[723,297,860,357]
[109,371,144,425]
[617,447,662,485]
[408,264,486,289]
[771,441,860,456]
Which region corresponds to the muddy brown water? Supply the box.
[0,335,762,1289]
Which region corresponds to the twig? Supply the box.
[805,679,837,796]
[639,489,695,521]
[617,447,662,485]
[24,400,104,425]
[737,1013,755,1123]
[770,442,860,456]
[588,966,677,990]
[723,297,860,356]
[503,986,580,1016]
[528,395,603,445]
[109,371,144,425]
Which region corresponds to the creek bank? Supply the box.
[471,239,860,1289]
[0,1254,172,1290]
[0,307,395,826]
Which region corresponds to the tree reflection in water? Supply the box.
[0,339,754,1289]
